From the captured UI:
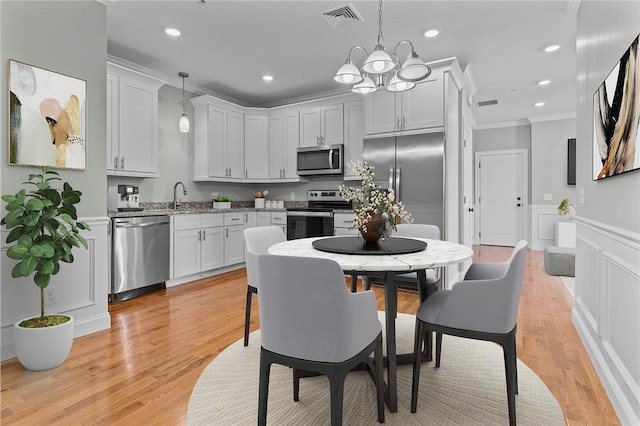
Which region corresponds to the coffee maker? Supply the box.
[108,185,143,212]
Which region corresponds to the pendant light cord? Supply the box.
[377,0,384,46]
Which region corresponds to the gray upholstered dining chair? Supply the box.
[242,226,286,346]
[365,223,441,301]
[411,240,528,426]
[256,254,385,426]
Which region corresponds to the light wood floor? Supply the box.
[1,246,619,425]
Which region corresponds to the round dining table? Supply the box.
[268,236,474,413]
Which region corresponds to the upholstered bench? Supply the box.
[544,245,575,277]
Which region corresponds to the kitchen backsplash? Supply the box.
[140,200,308,210]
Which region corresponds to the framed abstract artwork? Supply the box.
[592,33,640,180]
[8,59,87,170]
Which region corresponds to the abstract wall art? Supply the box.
[9,60,86,170]
[593,33,640,180]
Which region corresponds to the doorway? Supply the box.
[475,149,528,246]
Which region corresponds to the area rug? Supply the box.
[188,313,565,425]
[560,276,575,300]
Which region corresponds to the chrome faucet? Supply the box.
[173,181,187,209]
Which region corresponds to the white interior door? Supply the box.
[476,150,527,246]
[462,127,474,249]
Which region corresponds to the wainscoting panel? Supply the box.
[1,216,111,361]
[573,217,640,425]
[530,205,567,250]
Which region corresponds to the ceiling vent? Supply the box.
[320,3,364,29]
[477,99,498,107]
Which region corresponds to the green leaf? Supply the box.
[24,213,39,227]
[44,189,61,206]
[76,233,88,249]
[61,213,74,225]
[40,243,55,258]
[5,202,25,211]
[28,245,44,258]
[18,256,38,276]
[39,259,55,275]
[11,264,24,278]
[34,272,50,288]
[17,234,33,247]
[59,205,77,220]
[3,208,25,225]
[36,181,50,191]
[1,194,17,203]
[62,191,80,205]
[26,198,44,211]
[5,227,23,243]
[7,245,28,260]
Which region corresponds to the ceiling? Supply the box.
[106,0,578,128]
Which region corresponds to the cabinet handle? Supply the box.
[316,136,320,146]
[198,230,202,241]
[245,213,248,221]
[226,228,229,238]
[231,217,240,221]
[396,118,400,131]
[245,169,248,178]
[321,136,325,145]
[120,157,125,169]
[402,117,406,130]
[114,156,118,169]
[202,229,206,241]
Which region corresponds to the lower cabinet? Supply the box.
[270,211,287,237]
[173,214,224,278]
[334,212,357,236]
[224,212,245,265]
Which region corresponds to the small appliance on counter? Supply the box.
[108,185,144,212]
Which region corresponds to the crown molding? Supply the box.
[527,112,577,123]
[474,119,531,131]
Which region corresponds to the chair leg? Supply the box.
[364,276,372,291]
[350,274,358,293]
[512,335,519,394]
[327,371,346,426]
[411,319,425,413]
[293,368,300,402]
[503,342,517,426]
[374,335,385,423]
[258,350,272,426]
[244,287,253,346]
[435,332,443,368]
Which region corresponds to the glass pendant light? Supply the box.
[178,72,190,133]
[387,72,415,92]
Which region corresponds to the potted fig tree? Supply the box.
[1,166,90,370]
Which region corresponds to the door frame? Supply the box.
[474,149,529,246]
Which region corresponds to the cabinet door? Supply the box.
[283,110,300,178]
[268,113,284,179]
[227,110,245,179]
[106,74,118,173]
[224,225,245,265]
[320,104,344,145]
[244,212,257,229]
[343,100,364,177]
[244,114,269,179]
[401,77,444,131]
[257,212,271,227]
[299,107,321,147]
[173,229,201,278]
[364,90,398,135]
[207,105,227,178]
[117,78,159,174]
[201,226,224,271]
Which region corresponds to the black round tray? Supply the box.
[312,236,427,255]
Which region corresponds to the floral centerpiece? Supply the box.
[339,161,412,243]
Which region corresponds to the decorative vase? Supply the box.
[360,215,385,244]
[14,315,74,371]
[254,198,265,209]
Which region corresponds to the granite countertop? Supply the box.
[108,201,295,218]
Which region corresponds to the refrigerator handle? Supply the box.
[389,166,394,190]
[396,167,401,201]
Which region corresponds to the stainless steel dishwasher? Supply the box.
[112,215,170,301]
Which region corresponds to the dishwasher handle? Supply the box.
[115,221,169,229]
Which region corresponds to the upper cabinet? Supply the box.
[191,96,245,181]
[268,109,299,180]
[244,114,269,180]
[299,104,344,147]
[107,63,164,177]
[364,66,444,135]
[343,100,365,179]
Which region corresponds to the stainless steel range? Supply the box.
[286,190,351,240]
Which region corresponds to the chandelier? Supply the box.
[334,0,431,94]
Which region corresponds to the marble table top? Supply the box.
[268,237,474,272]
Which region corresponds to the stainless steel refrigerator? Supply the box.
[362,132,444,235]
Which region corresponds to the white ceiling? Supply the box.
[106,0,578,128]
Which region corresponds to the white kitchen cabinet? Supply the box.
[224,213,245,265]
[244,211,257,229]
[244,114,269,180]
[107,63,164,177]
[364,68,444,135]
[270,212,287,236]
[173,214,224,278]
[334,212,357,236]
[299,103,344,147]
[343,100,364,178]
[269,109,299,180]
[192,96,245,181]
[257,212,271,227]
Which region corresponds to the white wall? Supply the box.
[1,1,111,360]
[574,2,640,424]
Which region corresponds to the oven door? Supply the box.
[286,211,334,240]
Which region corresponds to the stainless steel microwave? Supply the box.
[296,144,343,176]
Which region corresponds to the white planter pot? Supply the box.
[213,201,231,209]
[14,315,74,371]
[254,198,265,209]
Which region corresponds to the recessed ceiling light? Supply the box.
[538,80,551,86]
[423,29,439,38]
[544,45,560,52]
[165,27,181,37]
[534,102,545,107]
[262,75,273,82]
